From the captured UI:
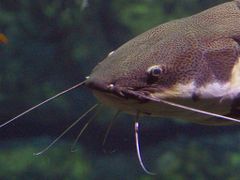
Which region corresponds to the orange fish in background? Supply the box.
[0,33,8,44]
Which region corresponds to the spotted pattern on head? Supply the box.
[88,0,240,97]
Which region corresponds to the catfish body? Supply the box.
[86,1,240,125]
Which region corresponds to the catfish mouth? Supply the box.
[86,80,150,103]
[85,79,240,125]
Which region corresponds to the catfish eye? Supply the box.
[147,65,162,77]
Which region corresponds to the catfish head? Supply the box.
[86,0,240,125]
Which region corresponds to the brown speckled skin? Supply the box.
[87,1,240,125]
[89,1,240,92]
[89,1,240,95]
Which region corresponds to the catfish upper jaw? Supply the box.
[85,78,151,103]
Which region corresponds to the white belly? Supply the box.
[93,90,234,125]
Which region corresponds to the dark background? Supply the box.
[1,0,240,179]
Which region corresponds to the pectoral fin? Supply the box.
[196,95,240,126]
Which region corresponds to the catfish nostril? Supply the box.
[108,84,114,90]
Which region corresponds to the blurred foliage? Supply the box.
[0,0,239,179]
[1,133,240,179]
[0,139,90,180]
